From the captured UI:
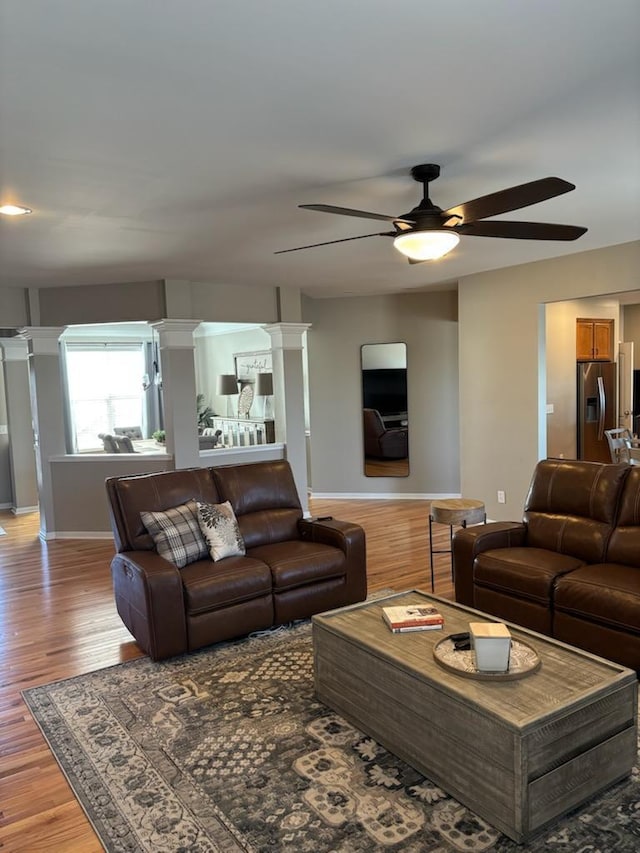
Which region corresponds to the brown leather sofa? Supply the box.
[363,408,408,459]
[106,459,367,660]
[453,458,640,671]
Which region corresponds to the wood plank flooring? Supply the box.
[0,499,455,852]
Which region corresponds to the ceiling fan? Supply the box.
[275,164,587,263]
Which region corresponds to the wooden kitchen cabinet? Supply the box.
[576,318,614,362]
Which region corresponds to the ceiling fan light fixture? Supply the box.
[0,204,32,216]
[393,229,459,261]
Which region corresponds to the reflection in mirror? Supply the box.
[361,343,409,477]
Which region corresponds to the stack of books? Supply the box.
[382,604,444,633]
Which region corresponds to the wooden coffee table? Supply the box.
[312,590,638,843]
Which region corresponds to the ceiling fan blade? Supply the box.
[274,231,395,254]
[300,204,414,224]
[408,257,426,265]
[458,220,588,240]
[443,177,576,223]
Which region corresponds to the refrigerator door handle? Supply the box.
[597,375,606,440]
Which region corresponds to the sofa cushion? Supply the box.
[523,459,628,563]
[181,556,272,615]
[213,460,302,548]
[474,547,585,604]
[140,501,208,568]
[248,540,345,592]
[107,468,220,552]
[554,563,640,635]
[197,500,245,561]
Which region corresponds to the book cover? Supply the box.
[382,604,444,630]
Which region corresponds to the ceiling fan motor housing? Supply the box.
[411,163,441,183]
[400,163,446,227]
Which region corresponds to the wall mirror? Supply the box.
[361,343,409,477]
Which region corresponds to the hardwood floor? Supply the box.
[0,499,455,852]
[363,458,410,477]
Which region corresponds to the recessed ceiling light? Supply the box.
[0,204,32,216]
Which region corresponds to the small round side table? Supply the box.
[429,498,486,591]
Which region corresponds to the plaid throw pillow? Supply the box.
[196,500,245,561]
[140,500,208,568]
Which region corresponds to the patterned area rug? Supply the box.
[23,622,640,852]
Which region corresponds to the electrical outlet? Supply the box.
[497,490,506,504]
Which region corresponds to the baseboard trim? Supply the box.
[0,502,39,514]
[12,505,39,515]
[40,530,114,541]
[310,492,462,501]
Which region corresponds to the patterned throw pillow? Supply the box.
[196,500,246,562]
[140,500,209,568]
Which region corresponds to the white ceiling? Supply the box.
[1,0,639,299]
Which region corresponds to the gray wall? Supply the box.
[33,278,289,328]
[38,281,166,326]
[545,297,620,460]
[622,304,640,369]
[459,240,640,521]
[0,287,30,327]
[50,456,173,534]
[304,290,459,496]
[190,282,279,323]
[0,368,10,506]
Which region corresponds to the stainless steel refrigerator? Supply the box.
[577,361,617,462]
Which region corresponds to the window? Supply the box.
[65,343,146,452]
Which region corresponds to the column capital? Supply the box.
[263,323,311,350]
[17,326,66,355]
[0,337,30,361]
[151,319,202,349]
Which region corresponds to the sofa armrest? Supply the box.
[298,518,367,601]
[111,550,188,661]
[452,522,526,607]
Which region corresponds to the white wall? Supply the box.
[459,240,640,521]
[304,290,459,496]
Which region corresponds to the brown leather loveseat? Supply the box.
[106,459,367,660]
[453,458,640,671]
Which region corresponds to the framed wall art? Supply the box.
[234,351,272,417]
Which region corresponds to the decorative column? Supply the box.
[17,327,67,538]
[0,338,38,514]
[263,323,311,514]
[151,320,202,470]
